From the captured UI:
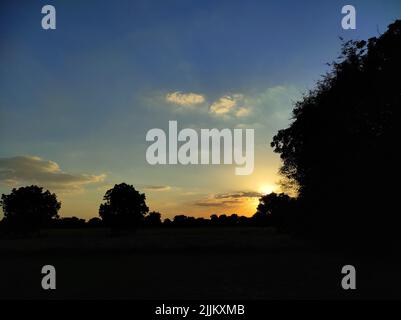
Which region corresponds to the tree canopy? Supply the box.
[0,185,61,232]
[99,183,149,230]
[271,20,401,245]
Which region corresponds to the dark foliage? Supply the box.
[253,192,297,231]
[99,183,149,231]
[271,21,401,247]
[87,217,103,228]
[0,185,60,234]
[162,213,253,228]
[52,216,87,229]
[144,211,162,226]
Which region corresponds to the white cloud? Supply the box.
[166,91,205,107]
[0,156,105,192]
[209,94,241,115]
[209,94,251,118]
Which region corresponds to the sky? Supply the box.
[0,0,400,219]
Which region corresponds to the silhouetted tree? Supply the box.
[163,218,172,226]
[227,214,239,226]
[144,211,162,226]
[210,214,219,226]
[271,21,401,246]
[238,215,251,226]
[54,216,86,229]
[0,218,6,235]
[173,215,188,227]
[217,214,228,226]
[0,185,60,234]
[195,217,208,227]
[87,217,103,228]
[186,216,197,227]
[253,193,296,231]
[99,183,149,231]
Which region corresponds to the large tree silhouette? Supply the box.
[99,183,149,230]
[271,21,401,246]
[0,185,60,233]
[254,193,296,231]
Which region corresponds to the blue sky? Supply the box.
[1,0,400,218]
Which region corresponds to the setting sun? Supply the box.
[259,184,277,195]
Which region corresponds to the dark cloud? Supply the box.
[142,185,171,191]
[195,201,225,207]
[0,156,105,191]
[194,196,245,207]
[215,191,262,199]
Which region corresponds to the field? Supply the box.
[0,227,400,299]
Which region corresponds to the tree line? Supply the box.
[0,183,293,234]
[271,20,401,247]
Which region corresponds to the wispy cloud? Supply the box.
[209,94,248,117]
[195,201,226,207]
[0,156,105,192]
[215,191,262,199]
[166,91,205,107]
[161,86,298,122]
[195,199,240,207]
[142,185,171,191]
[194,190,261,208]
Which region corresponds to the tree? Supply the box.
[87,217,103,228]
[210,214,219,226]
[227,214,239,226]
[54,217,86,229]
[144,211,162,226]
[253,193,296,230]
[271,21,401,246]
[173,215,188,227]
[0,185,60,233]
[99,183,149,230]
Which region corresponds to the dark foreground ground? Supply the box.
[0,227,400,299]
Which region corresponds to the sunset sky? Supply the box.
[0,0,399,219]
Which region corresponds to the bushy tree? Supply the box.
[253,193,296,231]
[144,211,162,226]
[0,185,60,233]
[99,183,149,230]
[271,21,401,246]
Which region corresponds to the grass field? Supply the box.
[0,227,400,299]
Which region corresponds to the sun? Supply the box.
[258,184,276,195]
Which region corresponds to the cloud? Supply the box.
[209,94,244,115]
[235,107,250,117]
[215,191,262,199]
[205,85,301,134]
[160,85,298,122]
[195,201,225,207]
[194,190,261,207]
[166,91,205,107]
[0,156,105,191]
[195,199,240,207]
[209,96,237,115]
[142,185,171,191]
[209,94,251,118]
